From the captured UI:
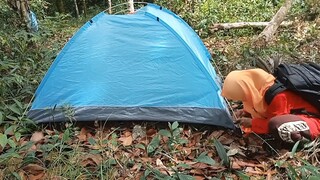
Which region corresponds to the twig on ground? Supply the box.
[159,151,179,164]
[252,132,280,156]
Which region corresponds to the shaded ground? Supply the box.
[4,117,320,179]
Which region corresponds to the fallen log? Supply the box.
[256,0,293,43]
[211,21,292,31]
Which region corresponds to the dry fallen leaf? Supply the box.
[30,144,37,151]
[190,169,205,175]
[124,131,132,137]
[183,128,191,137]
[183,148,192,157]
[244,166,274,175]
[266,169,273,180]
[23,164,45,172]
[146,128,157,136]
[187,132,202,147]
[29,173,45,180]
[118,135,133,146]
[156,158,167,169]
[130,164,141,172]
[132,148,142,157]
[44,129,55,136]
[141,157,152,163]
[236,160,264,168]
[154,159,174,176]
[244,167,256,173]
[209,130,224,139]
[135,172,144,180]
[18,171,27,180]
[231,160,242,170]
[192,162,209,169]
[87,132,94,139]
[77,127,87,142]
[81,154,102,167]
[218,134,234,145]
[132,125,146,140]
[22,164,45,180]
[30,131,44,143]
[187,151,196,160]
[194,176,205,180]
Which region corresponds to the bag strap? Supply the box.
[290,108,320,118]
[265,80,287,105]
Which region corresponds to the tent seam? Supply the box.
[144,12,218,91]
[147,4,212,59]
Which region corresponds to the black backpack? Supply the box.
[264,63,320,113]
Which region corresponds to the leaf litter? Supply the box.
[1,117,318,179]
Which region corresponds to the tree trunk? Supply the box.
[108,0,112,14]
[255,0,293,45]
[56,0,65,13]
[7,0,30,29]
[74,0,80,18]
[128,0,134,13]
[20,0,29,27]
[82,0,87,17]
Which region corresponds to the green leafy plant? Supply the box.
[158,121,188,152]
[213,138,230,168]
[196,151,216,165]
[275,139,320,180]
[147,135,161,156]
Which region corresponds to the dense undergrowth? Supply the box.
[0,0,320,179]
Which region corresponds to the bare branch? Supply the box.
[211,21,292,31]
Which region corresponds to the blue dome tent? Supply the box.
[28,4,234,129]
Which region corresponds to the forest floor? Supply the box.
[7,18,320,180]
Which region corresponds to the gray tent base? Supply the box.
[28,106,235,129]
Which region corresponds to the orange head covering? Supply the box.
[221,68,275,119]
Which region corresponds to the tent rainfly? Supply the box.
[28,3,235,129]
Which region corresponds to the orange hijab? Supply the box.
[221,69,275,119]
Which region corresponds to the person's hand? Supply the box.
[235,109,251,118]
[237,117,252,128]
[235,109,244,117]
